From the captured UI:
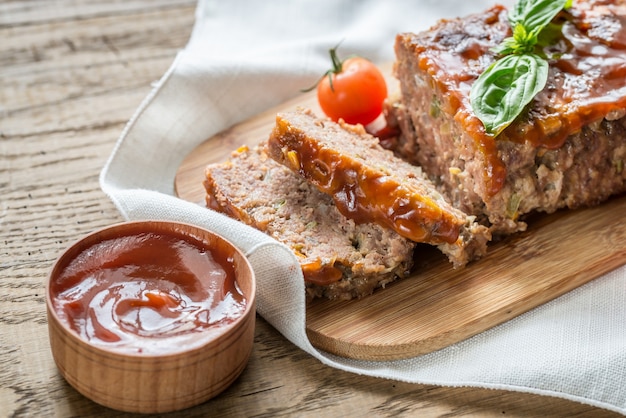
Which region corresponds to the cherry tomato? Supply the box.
[315,47,387,126]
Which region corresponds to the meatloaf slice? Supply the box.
[204,144,416,301]
[393,1,626,235]
[266,108,491,267]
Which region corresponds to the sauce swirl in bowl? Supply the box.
[51,230,246,354]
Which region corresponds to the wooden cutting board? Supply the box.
[174,78,626,361]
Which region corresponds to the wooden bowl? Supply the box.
[46,221,256,414]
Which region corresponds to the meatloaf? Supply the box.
[393,0,626,235]
[266,108,491,267]
[204,144,416,300]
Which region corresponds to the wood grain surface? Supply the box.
[174,88,626,361]
[1,1,622,416]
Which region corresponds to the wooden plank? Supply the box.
[174,82,626,361]
[0,1,196,27]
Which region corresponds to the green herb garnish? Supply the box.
[470,0,572,137]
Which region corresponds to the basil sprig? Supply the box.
[470,0,571,137]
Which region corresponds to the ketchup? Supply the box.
[50,230,246,354]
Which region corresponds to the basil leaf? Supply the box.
[470,53,548,136]
[509,0,570,35]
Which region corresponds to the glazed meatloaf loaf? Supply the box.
[393,0,626,235]
[266,108,491,267]
[204,144,416,300]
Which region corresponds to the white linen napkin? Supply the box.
[100,0,626,414]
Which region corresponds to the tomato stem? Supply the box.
[300,42,346,93]
[326,45,344,92]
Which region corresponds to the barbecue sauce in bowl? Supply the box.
[46,221,256,413]
[49,224,247,355]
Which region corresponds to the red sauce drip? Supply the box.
[51,231,246,354]
[301,260,343,286]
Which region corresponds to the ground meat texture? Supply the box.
[266,108,490,267]
[393,1,626,235]
[204,144,416,301]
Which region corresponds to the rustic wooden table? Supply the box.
[1,1,620,416]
